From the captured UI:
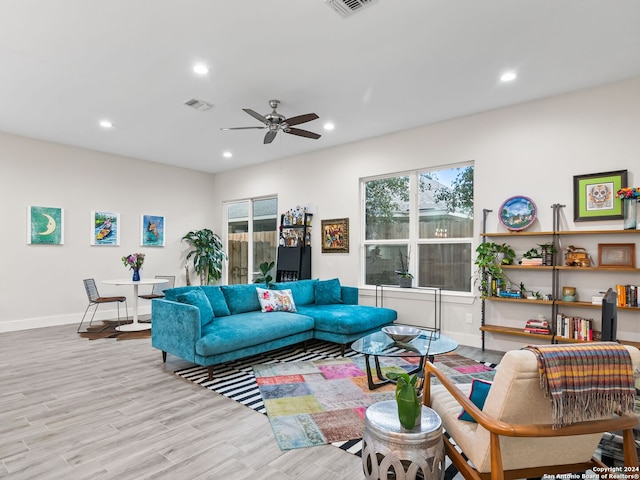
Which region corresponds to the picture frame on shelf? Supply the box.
[140,214,165,247]
[27,205,64,245]
[573,169,627,222]
[597,243,635,268]
[321,218,349,253]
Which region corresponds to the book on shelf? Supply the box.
[615,284,638,307]
[520,258,543,266]
[524,318,550,334]
[524,327,551,335]
[556,313,593,340]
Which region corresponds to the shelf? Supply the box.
[480,325,553,341]
[503,265,554,271]
[482,231,553,237]
[482,229,640,238]
[485,297,553,305]
[555,266,640,272]
[555,300,640,312]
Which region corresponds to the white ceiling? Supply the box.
[1,0,640,174]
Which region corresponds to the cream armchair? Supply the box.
[423,344,639,480]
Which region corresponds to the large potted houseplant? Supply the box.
[182,228,227,285]
[474,242,515,297]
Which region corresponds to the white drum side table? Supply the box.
[362,400,445,480]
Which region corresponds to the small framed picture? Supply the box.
[90,211,120,246]
[321,218,349,253]
[597,243,635,268]
[573,170,627,222]
[141,214,165,247]
[27,206,64,245]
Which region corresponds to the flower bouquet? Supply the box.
[616,187,640,199]
[122,253,145,280]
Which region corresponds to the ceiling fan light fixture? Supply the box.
[323,122,335,131]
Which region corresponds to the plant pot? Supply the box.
[623,198,638,230]
[398,277,412,288]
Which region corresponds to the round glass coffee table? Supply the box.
[351,328,458,390]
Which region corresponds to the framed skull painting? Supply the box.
[573,170,627,222]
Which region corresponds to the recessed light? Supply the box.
[323,122,335,131]
[500,71,517,82]
[99,120,113,128]
[223,151,232,158]
[193,64,209,75]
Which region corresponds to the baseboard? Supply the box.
[0,305,152,333]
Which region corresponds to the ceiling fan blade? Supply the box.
[285,113,319,126]
[264,129,278,144]
[220,126,266,131]
[243,108,269,125]
[285,127,321,140]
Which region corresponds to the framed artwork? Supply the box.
[321,218,349,253]
[598,243,635,268]
[90,211,120,246]
[27,206,64,245]
[573,169,627,221]
[141,214,165,247]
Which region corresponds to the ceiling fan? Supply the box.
[221,99,321,144]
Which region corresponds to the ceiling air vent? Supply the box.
[324,0,378,17]
[183,98,213,111]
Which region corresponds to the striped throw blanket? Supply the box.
[523,342,636,428]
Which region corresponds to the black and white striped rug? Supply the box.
[174,339,495,479]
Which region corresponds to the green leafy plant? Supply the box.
[474,242,515,297]
[395,250,413,278]
[522,247,541,259]
[386,372,421,430]
[182,229,227,285]
[253,261,275,288]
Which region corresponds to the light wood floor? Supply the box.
[0,323,503,479]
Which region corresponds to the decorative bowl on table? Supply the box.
[382,325,421,343]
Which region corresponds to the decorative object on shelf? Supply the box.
[538,243,556,266]
[385,371,421,430]
[616,187,640,230]
[561,286,577,302]
[321,217,349,253]
[564,245,591,267]
[122,253,145,281]
[395,249,413,287]
[280,207,312,248]
[382,325,421,343]
[253,261,275,288]
[499,195,537,231]
[140,214,165,247]
[27,205,64,245]
[597,243,636,268]
[573,169,627,222]
[90,211,120,246]
[474,242,516,297]
[182,228,227,285]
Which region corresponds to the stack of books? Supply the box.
[556,313,593,340]
[615,284,638,307]
[523,318,550,335]
[520,258,543,266]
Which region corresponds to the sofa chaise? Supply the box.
[151,278,397,379]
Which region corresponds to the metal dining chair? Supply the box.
[78,278,129,332]
[138,275,175,300]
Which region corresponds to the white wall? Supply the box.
[0,133,217,331]
[211,77,640,350]
[3,77,639,349]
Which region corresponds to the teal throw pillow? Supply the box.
[272,279,318,305]
[221,284,261,314]
[200,286,231,317]
[176,289,215,328]
[315,278,343,305]
[458,379,492,423]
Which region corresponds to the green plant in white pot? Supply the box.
[182,228,227,285]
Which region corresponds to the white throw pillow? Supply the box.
[256,287,297,313]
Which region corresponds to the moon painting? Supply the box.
[28,206,63,244]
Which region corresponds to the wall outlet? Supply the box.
[465,313,473,324]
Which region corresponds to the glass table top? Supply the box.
[351,329,458,357]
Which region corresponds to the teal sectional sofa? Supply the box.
[151,278,397,379]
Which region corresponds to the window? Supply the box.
[226,197,278,285]
[363,165,473,292]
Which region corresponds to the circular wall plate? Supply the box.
[499,196,537,231]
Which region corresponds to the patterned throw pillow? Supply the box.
[256,287,297,313]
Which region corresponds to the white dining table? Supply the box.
[102,278,169,331]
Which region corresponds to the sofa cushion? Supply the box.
[200,286,231,317]
[175,289,214,328]
[221,284,261,315]
[164,286,197,302]
[297,304,397,334]
[256,287,297,312]
[458,379,492,422]
[196,311,315,356]
[314,278,343,305]
[272,279,318,306]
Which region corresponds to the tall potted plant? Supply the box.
[182,228,227,285]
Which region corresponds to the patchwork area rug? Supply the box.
[78,319,152,340]
[174,340,497,457]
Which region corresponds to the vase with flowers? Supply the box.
[122,253,145,281]
[616,187,640,230]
